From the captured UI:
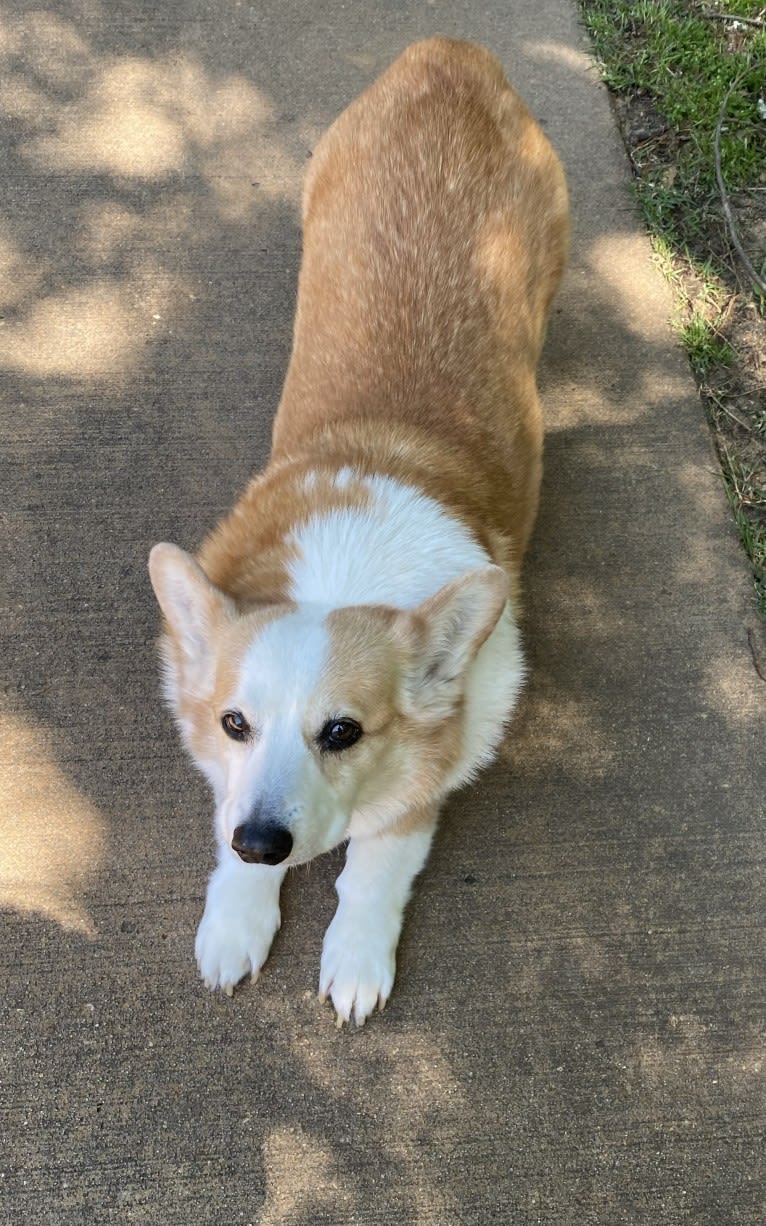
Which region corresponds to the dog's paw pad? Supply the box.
[196,932,252,993]
[319,928,395,1027]
[195,907,278,995]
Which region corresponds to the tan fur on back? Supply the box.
[199,37,569,604]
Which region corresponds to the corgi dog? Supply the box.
[149,37,569,1025]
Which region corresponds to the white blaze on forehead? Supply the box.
[215,607,344,855]
[237,606,330,715]
[288,474,490,609]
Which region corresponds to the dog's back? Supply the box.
[273,36,570,572]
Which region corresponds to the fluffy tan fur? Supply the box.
[198,36,569,606]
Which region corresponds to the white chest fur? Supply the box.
[287,471,525,787]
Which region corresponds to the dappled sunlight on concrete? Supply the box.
[668,461,764,719]
[502,690,616,778]
[0,220,44,310]
[0,711,106,936]
[28,57,188,179]
[370,1035,465,1225]
[0,9,91,91]
[0,271,180,378]
[542,258,692,431]
[673,517,723,593]
[588,234,680,348]
[543,573,632,640]
[0,8,304,381]
[538,380,626,429]
[701,654,764,723]
[260,1126,354,1224]
[21,52,298,203]
[673,460,730,583]
[261,1028,465,1223]
[14,32,303,207]
[74,195,216,269]
[635,1012,765,1103]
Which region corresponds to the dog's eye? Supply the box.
[318,718,363,753]
[221,710,251,742]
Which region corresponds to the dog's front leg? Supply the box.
[319,811,437,1026]
[195,847,287,995]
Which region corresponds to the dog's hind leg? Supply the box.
[319,811,437,1026]
[195,850,287,994]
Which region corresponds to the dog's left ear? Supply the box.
[399,566,508,719]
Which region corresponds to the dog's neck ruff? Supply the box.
[286,472,491,609]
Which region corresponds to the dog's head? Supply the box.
[148,542,507,864]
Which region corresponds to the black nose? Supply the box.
[231,822,293,866]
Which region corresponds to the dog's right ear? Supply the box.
[397,565,508,720]
[148,543,234,669]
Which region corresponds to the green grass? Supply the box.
[581,0,766,258]
[582,1,766,219]
[579,0,766,617]
[678,313,735,375]
[726,481,766,618]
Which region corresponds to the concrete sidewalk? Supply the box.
[1,2,763,1223]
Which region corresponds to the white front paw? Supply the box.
[195,890,281,996]
[319,909,397,1026]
